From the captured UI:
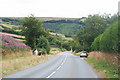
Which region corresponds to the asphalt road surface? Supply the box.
[5,51,100,78]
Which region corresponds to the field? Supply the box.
[43,23,82,36]
[2,32,25,41]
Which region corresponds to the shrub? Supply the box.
[60,48,66,52]
[37,48,47,55]
[37,36,50,54]
[62,41,71,51]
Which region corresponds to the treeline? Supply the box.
[1,17,20,25]
[72,14,118,53]
[1,28,22,35]
[44,19,86,25]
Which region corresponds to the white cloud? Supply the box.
[0,0,119,18]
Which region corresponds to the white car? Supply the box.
[80,51,88,58]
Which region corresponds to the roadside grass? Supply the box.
[85,52,118,78]
[72,52,80,56]
[50,47,64,54]
[49,53,59,56]
[1,53,56,77]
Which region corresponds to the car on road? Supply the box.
[80,51,88,58]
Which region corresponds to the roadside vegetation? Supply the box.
[85,52,118,78]
[2,54,52,77]
[1,33,31,58]
[72,13,119,78]
[72,14,118,52]
[91,21,118,53]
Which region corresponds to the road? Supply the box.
[5,51,100,78]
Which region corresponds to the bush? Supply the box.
[37,48,47,55]
[60,48,66,52]
[37,36,50,54]
[47,35,63,48]
[62,41,71,51]
[91,21,118,53]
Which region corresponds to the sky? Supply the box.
[0,0,119,18]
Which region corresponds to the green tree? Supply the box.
[37,36,50,54]
[75,14,108,51]
[21,15,43,49]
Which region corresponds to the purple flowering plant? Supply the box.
[0,32,31,52]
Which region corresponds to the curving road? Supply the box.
[5,51,100,78]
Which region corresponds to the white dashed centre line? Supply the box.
[46,55,67,78]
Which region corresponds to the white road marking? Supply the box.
[46,55,67,78]
[61,62,64,65]
[57,66,61,70]
[46,71,56,78]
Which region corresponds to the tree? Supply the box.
[74,14,108,51]
[61,40,72,51]
[37,36,50,54]
[21,15,43,49]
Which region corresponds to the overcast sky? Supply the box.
[0,0,119,18]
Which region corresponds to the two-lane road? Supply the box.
[5,51,100,78]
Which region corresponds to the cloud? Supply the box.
[0,0,119,18]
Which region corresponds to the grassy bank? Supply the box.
[85,52,118,78]
[1,53,57,77]
[72,52,80,56]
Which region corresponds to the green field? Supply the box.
[43,23,82,36]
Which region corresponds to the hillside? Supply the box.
[0,17,86,36]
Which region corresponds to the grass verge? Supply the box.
[85,53,118,78]
[72,52,80,56]
[1,54,56,77]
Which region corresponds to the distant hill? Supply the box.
[43,18,85,36]
[0,17,86,36]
